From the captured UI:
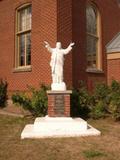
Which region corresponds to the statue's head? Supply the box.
[56,42,62,49]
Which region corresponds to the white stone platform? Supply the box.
[21,116,101,139]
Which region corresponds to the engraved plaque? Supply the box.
[54,95,64,116]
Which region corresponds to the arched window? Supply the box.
[86,4,101,70]
[15,4,32,68]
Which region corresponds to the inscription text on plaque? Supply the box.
[54,95,64,116]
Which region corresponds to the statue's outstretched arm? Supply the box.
[44,41,53,53]
[63,42,75,55]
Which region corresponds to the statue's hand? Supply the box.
[44,41,49,46]
[70,42,75,47]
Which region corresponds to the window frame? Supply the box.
[86,3,102,72]
[15,3,32,70]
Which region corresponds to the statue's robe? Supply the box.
[46,44,73,83]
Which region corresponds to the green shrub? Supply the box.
[89,83,110,119]
[71,82,110,119]
[29,84,48,116]
[78,86,91,118]
[89,81,120,120]
[90,100,106,119]
[93,83,110,104]
[0,79,8,107]
[110,80,120,92]
[71,82,91,118]
[71,81,120,120]
[12,93,32,111]
[108,80,120,120]
[12,84,49,116]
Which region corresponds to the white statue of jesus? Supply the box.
[44,41,75,91]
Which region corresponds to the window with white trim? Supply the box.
[86,4,101,70]
[16,4,32,68]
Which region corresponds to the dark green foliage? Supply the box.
[71,83,108,119]
[12,84,49,116]
[93,83,110,104]
[71,82,91,118]
[89,81,120,120]
[77,86,91,118]
[71,89,80,117]
[71,81,120,120]
[12,93,32,111]
[108,80,120,120]
[29,84,48,116]
[111,80,120,92]
[90,100,106,119]
[89,83,110,119]
[0,79,8,107]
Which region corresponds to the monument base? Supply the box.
[21,116,101,139]
[47,90,72,117]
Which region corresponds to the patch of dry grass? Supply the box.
[0,115,120,160]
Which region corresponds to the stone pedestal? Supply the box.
[21,91,101,139]
[47,90,72,117]
[21,116,101,139]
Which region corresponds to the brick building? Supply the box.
[0,0,120,93]
[107,32,120,84]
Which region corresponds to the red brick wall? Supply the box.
[107,58,120,84]
[0,0,57,92]
[72,0,87,88]
[57,0,73,87]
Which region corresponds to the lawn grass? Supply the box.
[0,115,120,160]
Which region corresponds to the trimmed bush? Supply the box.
[0,79,8,107]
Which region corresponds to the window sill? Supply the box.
[86,68,104,74]
[13,66,32,73]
